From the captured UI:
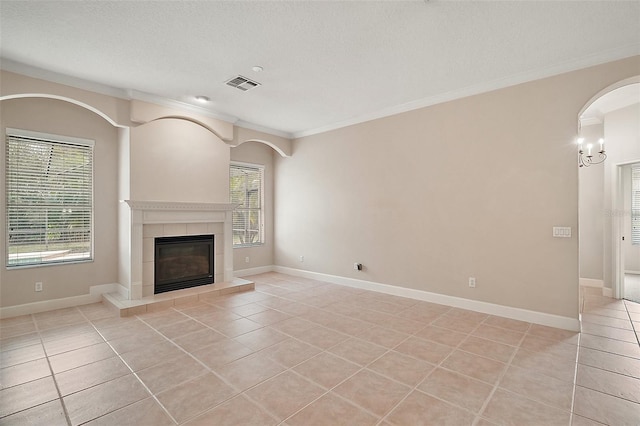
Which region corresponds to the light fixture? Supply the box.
[194,95,210,103]
[252,66,263,73]
[577,137,606,167]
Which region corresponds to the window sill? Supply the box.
[6,258,94,270]
[233,243,265,249]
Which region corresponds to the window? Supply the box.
[6,129,94,267]
[632,165,640,245]
[230,163,264,247]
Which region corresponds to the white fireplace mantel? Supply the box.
[124,200,237,212]
[121,200,236,300]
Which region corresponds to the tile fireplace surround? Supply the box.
[122,201,236,301]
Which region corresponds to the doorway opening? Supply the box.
[620,162,640,303]
[577,80,640,306]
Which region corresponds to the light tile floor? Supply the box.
[623,273,640,304]
[1,272,639,425]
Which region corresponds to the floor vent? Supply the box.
[225,75,261,92]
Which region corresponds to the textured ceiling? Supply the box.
[1,1,639,138]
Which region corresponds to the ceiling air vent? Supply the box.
[225,75,261,92]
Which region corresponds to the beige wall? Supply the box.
[0,72,286,309]
[0,71,132,126]
[1,58,638,317]
[230,141,275,270]
[0,98,119,307]
[274,56,640,319]
[579,124,605,280]
[129,118,230,203]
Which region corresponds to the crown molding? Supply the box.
[2,59,292,138]
[292,45,640,139]
[1,58,129,99]
[126,90,239,124]
[234,120,292,140]
[5,44,638,142]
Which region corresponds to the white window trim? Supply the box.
[632,165,640,246]
[230,161,265,248]
[6,128,95,148]
[5,128,95,268]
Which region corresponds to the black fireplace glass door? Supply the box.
[154,234,214,294]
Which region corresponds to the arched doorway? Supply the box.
[578,80,640,303]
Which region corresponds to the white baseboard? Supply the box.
[89,283,120,296]
[0,283,120,319]
[579,278,616,298]
[234,265,275,278]
[274,266,580,332]
[113,283,129,299]
[579,278,604,288]
[1,266,582,332]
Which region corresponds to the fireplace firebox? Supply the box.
[154,234,214,294]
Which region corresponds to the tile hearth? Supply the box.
[1,272,639,425]
[102,278,254,317]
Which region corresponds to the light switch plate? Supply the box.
[553,226,572,238]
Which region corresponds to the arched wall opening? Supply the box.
[233,138,290,157]
[0,92,131,195]
[0,93,125,308]
[577,78,640,303]
[0,93,125,128]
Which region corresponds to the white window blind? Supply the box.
[230,163,263,247]
[632,166,640,245]
[6,129,94,267]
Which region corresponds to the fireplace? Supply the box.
[121,201,235,300]
[154,234,214,294]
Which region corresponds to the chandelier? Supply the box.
[577,137,606,167]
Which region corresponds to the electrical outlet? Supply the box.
[35,282,43,292]
[468,277,476,288]
[245,256,250,263]
[299,255,304,262]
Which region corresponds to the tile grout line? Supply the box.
[132,307,258,424]
[497,327,586,414]
[376,311,490,426]
[268,276,600,422]
[8,276,630,425]
[276,334,408,424]
[79,308,180,425]
[34,310,74,426]
[266,293,550,425]
[136,298,386,423]
[182,290,382,424]
[146,303,306,422]
[239,315,388,423]
[569,328,582,426]
[139,298,357,424]
[471,321,532,426]
[222,287,427,424]
[276,335,407,424]
[623,300,640,347]
[573,297,640,424]
[162,295,470,422]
